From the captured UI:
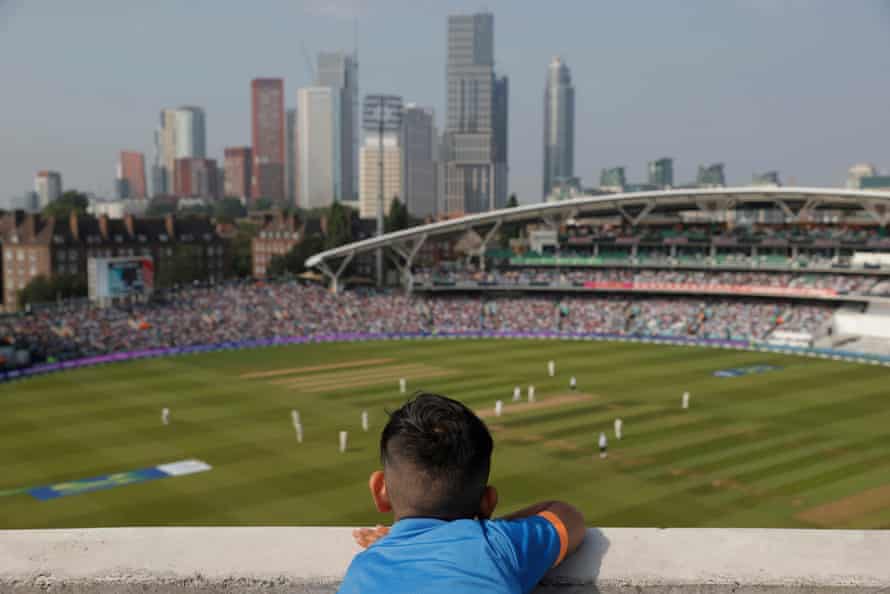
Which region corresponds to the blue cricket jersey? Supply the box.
[338,513,567,594]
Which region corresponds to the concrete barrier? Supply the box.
[2,527,890,593]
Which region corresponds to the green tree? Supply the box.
[42,190,89,218]
[146,196,178,217]
[228,222,257,278]
[249,197,274,212]
[267,233,325,278]
[501,193,523,246]
[324,202,355,250]
[18,274,87,307]
[17,276,54,307]
[214,197,247,223]
[384,197,412,233]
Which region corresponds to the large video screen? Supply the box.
[107,260,147,297]
[89,257,154,300]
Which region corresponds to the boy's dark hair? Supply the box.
[380,392,494,519]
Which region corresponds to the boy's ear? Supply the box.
[478,485,498,519]
[368,470,392,513]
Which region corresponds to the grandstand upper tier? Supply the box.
[306,187,890,289]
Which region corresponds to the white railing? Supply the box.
[2,527,889,592]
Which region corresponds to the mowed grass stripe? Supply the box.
[4,338,890,528]
[287,364,455,392]
[243,358,396,380]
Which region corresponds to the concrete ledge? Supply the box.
[2,527,890,593]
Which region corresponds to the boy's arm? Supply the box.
[499,500,586,560]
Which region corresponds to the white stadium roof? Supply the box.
[306,186,890,270]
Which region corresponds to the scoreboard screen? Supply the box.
[88,257,154,301]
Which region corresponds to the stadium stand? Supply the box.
[1,281,837,364]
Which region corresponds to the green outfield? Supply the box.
[3,339,890,530]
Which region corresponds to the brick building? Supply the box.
[0,212,227,311]
[119,151,147,199]
[223,147,252,200]
[251,212,304,279]
[174,158,219,199]
[251,78,285,203]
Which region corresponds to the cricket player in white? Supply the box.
[569,376,577,391]
[598,432,608,459]
[399,378,407,394]
[339,431,348,453]
[513,386,521,402]
[495,400,503,417]
[361,410,369,431]
[294,423,303,443]
[614,418,623,440]
[528,385,536,403]
[682,392,690,410]
[547,360,555,377]
[161,408,170,426]
[291,410,301,427]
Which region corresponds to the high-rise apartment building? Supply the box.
[316,51,358,202]
[442,12,508,214]
[600,167,626,191]
[251,78,285,202]
[174,107,206,159]
[118,151,147,199]
[542,57,574,199]
[224,147,252,200]
[297,87,340,209]
[847,163,877,189]
[401,104,438,219]
[285,108,298,207]
[752,171,781,186]
[155,106,206,196]
[174,158,219,199]
[158,109,177,194]
[359,134,402,220]
[34,170,62,209]
[697,163,726,187]
[648,158,673,189]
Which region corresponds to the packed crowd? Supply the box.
[1,281,835,362]
[415,268,890,295]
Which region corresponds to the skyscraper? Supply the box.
[359,133,402,220]
[648,158,673,189]
[316,51,358,202]
[118,151,147,199]
[401,104,438,219]
[224,147,252,200]
[600,167,626,190]
[34,170,62,209]
[157,108,178,194]
[443,12,508,214]
[297,87,340,209]
[251,78,285,202]
[542,57,574,199]
[174,107,206,160]
[174,158,219,199]
[285,108,298,207]
[697,163,726,187]
[155,106,206,196]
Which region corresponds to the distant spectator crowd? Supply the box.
[1,281,836,363]
[416,268,890,296]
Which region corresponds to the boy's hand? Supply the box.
[353,525,390,548]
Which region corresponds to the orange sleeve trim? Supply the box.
[537,510,568,567]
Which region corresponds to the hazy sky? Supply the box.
[2,0,889,205]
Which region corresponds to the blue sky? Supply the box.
[1,0,889,204]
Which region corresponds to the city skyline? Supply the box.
[1,1,889,205]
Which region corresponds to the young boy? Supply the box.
[339,392,585,594]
